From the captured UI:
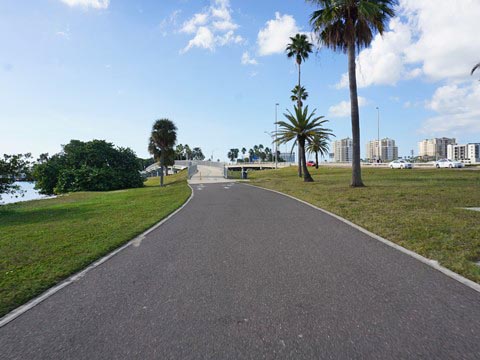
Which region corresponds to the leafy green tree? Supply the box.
[184,144,193,160]
[227,148,239,162]
[309,0,396,187]
[33,140,143,194]
[192,147,205,160]
[248,148,254,162]
[175,144,185,160]
[0,153,31,199]
[291,85,309,107]
[306,134,331,169]
[277,105,332,182]
[148,119,177,187]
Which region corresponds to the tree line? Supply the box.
[227,145,285,163]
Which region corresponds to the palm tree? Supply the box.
[286,34,313,109]
[309,0,396,187]
[472,63,480,75]
[241,147,247,159]
[276,105,332,182]
[148,119,177,187]
[290,85,309,106]
[286,34,313,177]
[306,134,331,169]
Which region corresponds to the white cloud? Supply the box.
[180,0,242,53]
[241,52,258,66]
[180,13,208,34]
[331,0,480,137]
[419,83,480,135]
[328,97,368,118]
[159,10,181,37]
[60,0,109,9]
[257,13,300,56]
[335,18,412,88]
[336,0,480,88]
[182,27,215,53]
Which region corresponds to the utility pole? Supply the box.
[376,106,380,161]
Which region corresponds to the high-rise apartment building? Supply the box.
[418,138,456,160]
[366,138,398,162]
[447,143,480,164]
[333,138,353,162]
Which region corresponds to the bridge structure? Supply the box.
[144,160,295,182]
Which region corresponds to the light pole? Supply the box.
[275,103,279,169]
[376,106,380,161]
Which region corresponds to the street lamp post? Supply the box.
[376,106,380,161]
[275,103,279,169]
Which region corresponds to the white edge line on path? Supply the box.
[243,183,480,294]
[0,184,195,328]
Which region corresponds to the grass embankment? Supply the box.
[250,166,480,283]
[0,172,191,317]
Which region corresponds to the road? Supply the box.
[1,182,479,359]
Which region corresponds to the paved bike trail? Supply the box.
[1,182,479,359]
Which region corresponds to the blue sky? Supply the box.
[1,0,479,161]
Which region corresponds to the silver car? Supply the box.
[389,159,413,169]
[435,159,465,168]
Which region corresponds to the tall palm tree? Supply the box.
[276,105,333,182]
[286,34,313,178]
[306,134,331,169]
[148,119,177,187]
[290,85,309,107]
[309,0,396,187]
[472,63,480,75]
[286,34,313,109]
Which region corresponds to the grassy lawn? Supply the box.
[0,172,191,317]
[250,166,480,283]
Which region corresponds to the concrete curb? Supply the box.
[243,183,480,294]
[0,184,195,328]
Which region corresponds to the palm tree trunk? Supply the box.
[348,42,364,187]
[160,150,165,187]
[315,151,319,169]
[297,61,303,178]
[299,138,313,182]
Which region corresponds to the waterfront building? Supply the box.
[418,138,456,160]
[333,138,353,162]
[447,143,480,164]
[366,138,398,162]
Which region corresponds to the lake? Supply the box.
[0,182,55,205]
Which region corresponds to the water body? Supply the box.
[0,182,55,205]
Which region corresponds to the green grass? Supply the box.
[0,172,191,317]
[250,166,480,283]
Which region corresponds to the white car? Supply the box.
[435,159,465,168]
[389,159,413,169]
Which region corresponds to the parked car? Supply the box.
[306,160,316,167]
[389,159,413,169]
[435,159,465,168]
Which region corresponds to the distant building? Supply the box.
[366,138,398,162]
[279,152,295,163]
[447,143,480,164]
[333,138,353,162]
[418,138,456,160]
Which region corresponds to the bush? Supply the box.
[33,140,144,194]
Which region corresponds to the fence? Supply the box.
[188,164,198,179]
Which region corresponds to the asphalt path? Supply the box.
[1,182,480,359]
